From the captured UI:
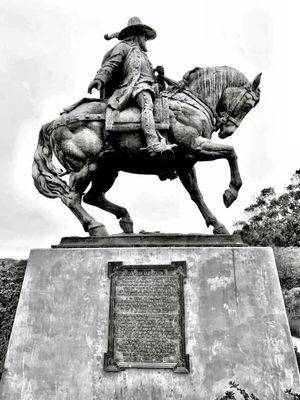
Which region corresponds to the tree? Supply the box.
[234,171,300,247]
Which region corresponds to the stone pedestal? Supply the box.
[0,235,299,399]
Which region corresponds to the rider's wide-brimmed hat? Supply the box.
[104,17,157,41]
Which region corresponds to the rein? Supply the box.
[161,75,218,129]
[217,89,247,128]
[161,74,257,131]
[217,87,259,128]
[182,89,218,128]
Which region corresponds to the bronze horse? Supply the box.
[32,66,261,236]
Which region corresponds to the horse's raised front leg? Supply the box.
[61,164,108,236]
[177,167,229,235]
[194,138,242,207]
[83,169,134,234]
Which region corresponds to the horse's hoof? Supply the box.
[213,225,230,235]
[223,189,237,208]
[119,217,134,234]
[89,225,108,236]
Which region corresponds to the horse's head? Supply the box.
[217,73,262,139]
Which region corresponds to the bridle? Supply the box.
[161,74,259,132]
[216,86,260,128]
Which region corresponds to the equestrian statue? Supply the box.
[32,17,262,236]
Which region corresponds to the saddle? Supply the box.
[61,95,170,132]
[105,95,170,131]
[59,95,176,181]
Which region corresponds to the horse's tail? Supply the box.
[32,122,70,199]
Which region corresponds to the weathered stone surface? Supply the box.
[53,233,246,248]
[0,246,299,399]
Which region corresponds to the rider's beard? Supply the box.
[138,36,148,52]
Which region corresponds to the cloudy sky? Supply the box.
[0,0,298,258]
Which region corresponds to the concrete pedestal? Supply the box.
[0,239,299,399]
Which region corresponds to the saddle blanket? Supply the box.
[61,96,170,132]
[105,96,170,132]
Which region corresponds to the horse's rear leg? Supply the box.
[61,164,108,236]
[177,167,229,235]
[83,170,134,234]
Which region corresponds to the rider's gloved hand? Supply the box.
[87,80,103,94]
[155,65,165,76]
[178,80,187,90]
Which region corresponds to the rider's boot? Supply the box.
[139,98,177,156]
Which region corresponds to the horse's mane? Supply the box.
[182,66,249,109]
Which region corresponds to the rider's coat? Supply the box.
[93,40,156,110]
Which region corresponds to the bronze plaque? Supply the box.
[104,261,189,373]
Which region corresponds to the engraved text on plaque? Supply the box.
[104,261,189,373]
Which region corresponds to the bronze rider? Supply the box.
[87,17,176,155]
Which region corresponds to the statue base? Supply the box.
[0,235,299,399]
[53,232,246,248]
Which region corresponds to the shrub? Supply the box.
[0,259,27,380]
[216,382,300,399]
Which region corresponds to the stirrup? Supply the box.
[141,138,177,155]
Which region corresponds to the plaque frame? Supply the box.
[104,261,189,373]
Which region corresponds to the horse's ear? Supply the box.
[252,73,262,90]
